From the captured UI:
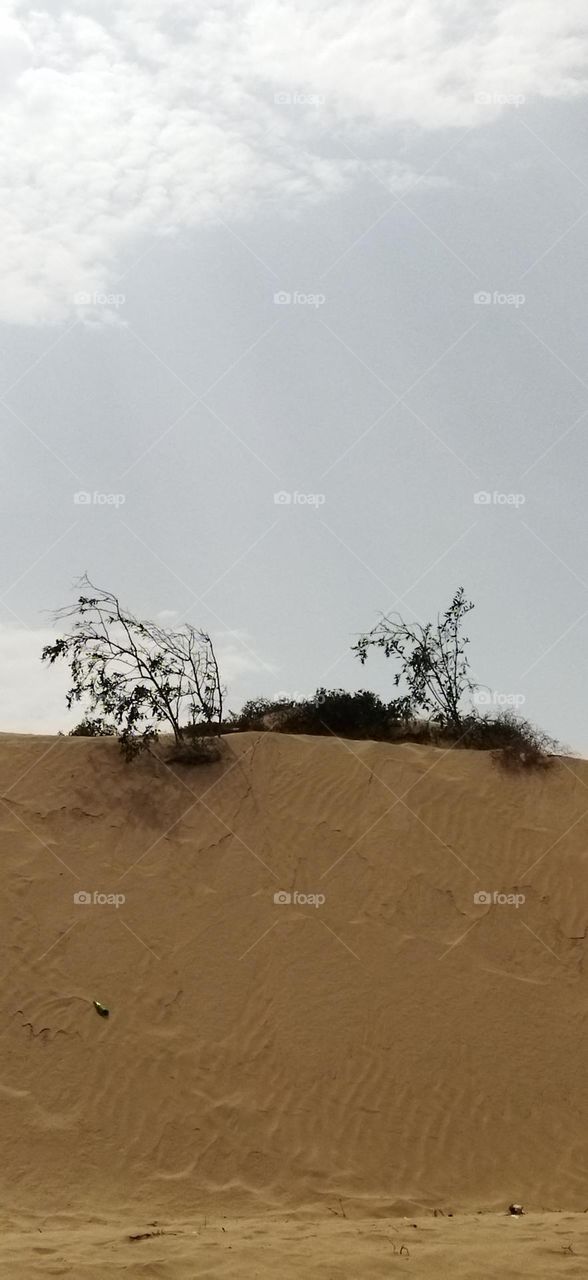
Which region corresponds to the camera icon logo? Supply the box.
[73,890,92,905]
[473,291,492,304]
[473,491,491,504]
[473,890,492,905]
[273,291,291,304]
[273,890,292,905]
[274,490,292,504]
[74,490,92,504]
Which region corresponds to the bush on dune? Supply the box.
[50,579,559,772]
[230,586,557,770]
[231,694,556,767]
[351,588,557,770]
[44,575,225,765]
[69,717,116,737]
[231,688,414,740]
[457,711,557,769]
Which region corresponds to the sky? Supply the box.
[1,0,588,751]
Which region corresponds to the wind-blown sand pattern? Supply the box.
[2,731,588,1275]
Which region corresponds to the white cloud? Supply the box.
[0,624,74,733]
[0,13,32,90]
[2,0,588,325]
[215,629,276,687]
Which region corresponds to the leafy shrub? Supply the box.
[118,726,159,762]
[231,693,556,768]
[69,717,116,737]
[382,711,557,768]
[230,697,281,730]
[354,587,476,729]
[232,688,414,739]
[458,712,557,769]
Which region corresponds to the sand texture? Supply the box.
[2,731,588,1272]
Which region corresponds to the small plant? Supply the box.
[352,591,557,767]
[43,575,225,763]
[481,712,557,770]
[415,711,557,768]
[353,587,476,729]
[69,717,116,737]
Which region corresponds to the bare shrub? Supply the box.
[43,575,224,762]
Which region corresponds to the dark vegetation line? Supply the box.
[42,576,558,771]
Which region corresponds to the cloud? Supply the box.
[215,630,276,686]
[2,0,588,324]
[0,15,32,90]
[0,624,74,733]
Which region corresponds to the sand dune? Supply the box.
[2,731,588,1272]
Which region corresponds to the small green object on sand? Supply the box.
[93,1000,109,1017]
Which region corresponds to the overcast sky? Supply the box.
[1,1,588,751]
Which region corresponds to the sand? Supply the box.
[2,730,588,1275]
[3,1213,588,1277]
